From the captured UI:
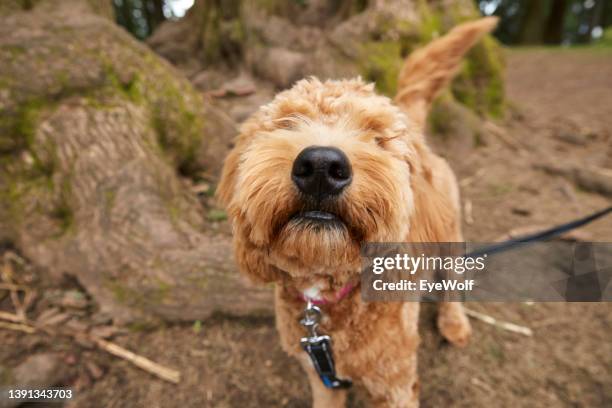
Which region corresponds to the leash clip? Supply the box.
[300,300,352,390]
[300,300,321,337]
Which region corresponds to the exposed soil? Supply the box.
[1,49,611,408]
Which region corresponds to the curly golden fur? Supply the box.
[218,17,498,408]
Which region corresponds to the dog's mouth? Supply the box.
[293,210,340,223]
[270,200,363,273]
[270,197,364,250]
[289,208,347,230]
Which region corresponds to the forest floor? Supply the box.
[1,48,612,408]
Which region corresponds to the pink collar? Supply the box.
[298,282,356,306]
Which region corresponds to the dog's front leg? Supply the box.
[298,355,347,408]
[437,301,471,347]
[361,354,419,408]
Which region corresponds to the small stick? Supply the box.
[464,199,474,225]
[92,337,181,384]
[0,311,24,323]
[21,290,37,314]
[470,376,493,393]
[464,307,533,336]
[10,290,26,320]
[0,321,36,333]
[3,251,26,266]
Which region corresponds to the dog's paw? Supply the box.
[437,311,472,348]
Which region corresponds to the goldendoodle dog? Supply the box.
[218,17,498,408]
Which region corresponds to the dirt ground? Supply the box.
[1,48,611,408]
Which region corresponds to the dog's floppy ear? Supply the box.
[234,227,282,284]
[407,161,462,242]
[395,17,499,129]
[402,139,463,242]
[217,146,241,209]
[217,140,282,284]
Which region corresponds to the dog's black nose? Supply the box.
[292,146,352,198]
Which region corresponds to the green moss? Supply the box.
[428,93,455,138]
[50,205,73,234]
[186,274,209,290]
[427,93,486,147]
[0,98,46,154]
[0,174,36,222]
[357,1,446,97]
[192,320,203,334]
[104,189,116,210]
[452,36,505,118]
[152,279,171,303]
[119,74,144,104]
[359,41,403,96]
[0,366,14,385]
[18,0,36,10]
[102,64,144,104]
[50,177,74,235]
[0,117,19,152]
[127,320,157,332]
[167,202,181,225]
[207,208,227,222]
[149,84,204,175]
[106,268,172,311]
[473,128,486,147]
[487,182,513,196]
[488,342,506,363]
[2,44,26,58]
[0,97,59,229]
[106,278,140,304]
[417,0,442,42]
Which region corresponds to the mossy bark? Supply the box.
[0,1,272,323]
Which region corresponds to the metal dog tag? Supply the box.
[300,301,352,389]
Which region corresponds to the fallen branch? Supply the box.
[464,307,533,336]
[464,199,474,225]
[92,337,181,384]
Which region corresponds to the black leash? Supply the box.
[466,205,612,258]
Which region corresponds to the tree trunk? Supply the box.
[146,0,166,34]
[544,0,567,44]
[0,0,272,324]
[518,0,549,44]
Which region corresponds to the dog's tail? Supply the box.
[394,17,499,130]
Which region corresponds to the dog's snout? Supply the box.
[292,146,352,198]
